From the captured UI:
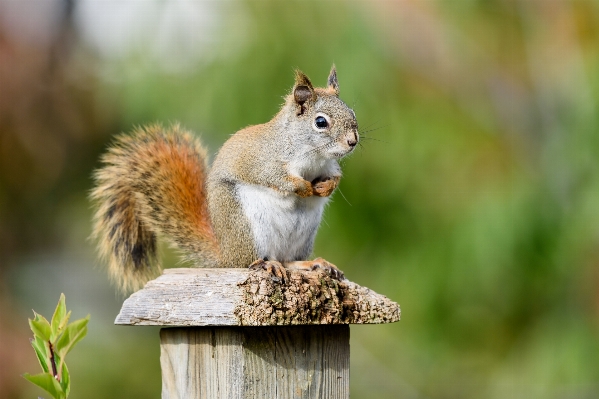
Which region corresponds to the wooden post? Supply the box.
[159,325,349,398]
[116,268,400,399]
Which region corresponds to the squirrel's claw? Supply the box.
[310,257,345,280]
[284,258,346,281]
[249,259,289,284]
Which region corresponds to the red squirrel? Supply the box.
[91,67,359,292]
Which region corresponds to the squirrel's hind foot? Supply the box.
[248,257,346,283]
[284,258,346,281]
[249,259,289,284]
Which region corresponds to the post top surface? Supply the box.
[115,268,400,326]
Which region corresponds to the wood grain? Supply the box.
[160,326,350,399]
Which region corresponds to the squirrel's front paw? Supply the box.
[249,259,288,284]
[291,177,314,198]
[311,176,340,197]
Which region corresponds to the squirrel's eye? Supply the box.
[315,116,328,129]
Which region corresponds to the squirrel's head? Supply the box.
[282,66,359,159]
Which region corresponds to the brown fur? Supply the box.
[312,176,340,197]
[90,124,218,292]
[91,66,358,292]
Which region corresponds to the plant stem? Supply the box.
[48,341,59,380]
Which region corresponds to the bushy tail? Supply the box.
[90,124,219,293]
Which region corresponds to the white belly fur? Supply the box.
[237,184,328,261]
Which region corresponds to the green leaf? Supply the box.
[30,338,50,373]
[51,294,67,341]
[59,358,70,396]
[23,372,65,399]
[55,315,89,359]
[29,314,51,342]
[59,310,72,338]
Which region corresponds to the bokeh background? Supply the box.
[1,0,599,398]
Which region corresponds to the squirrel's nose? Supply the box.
[346,132,357,147]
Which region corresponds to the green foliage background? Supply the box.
[1,1,599,398]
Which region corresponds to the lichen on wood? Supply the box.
[234,269,400,326]
[115,268,400,326]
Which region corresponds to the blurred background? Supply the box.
[1,0,599,398]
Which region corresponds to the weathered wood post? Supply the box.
[116,268,400,398]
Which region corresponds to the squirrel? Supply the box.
[90,66,359,292]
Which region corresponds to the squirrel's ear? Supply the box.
[293,70,315,115]
[327,65,339,95]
